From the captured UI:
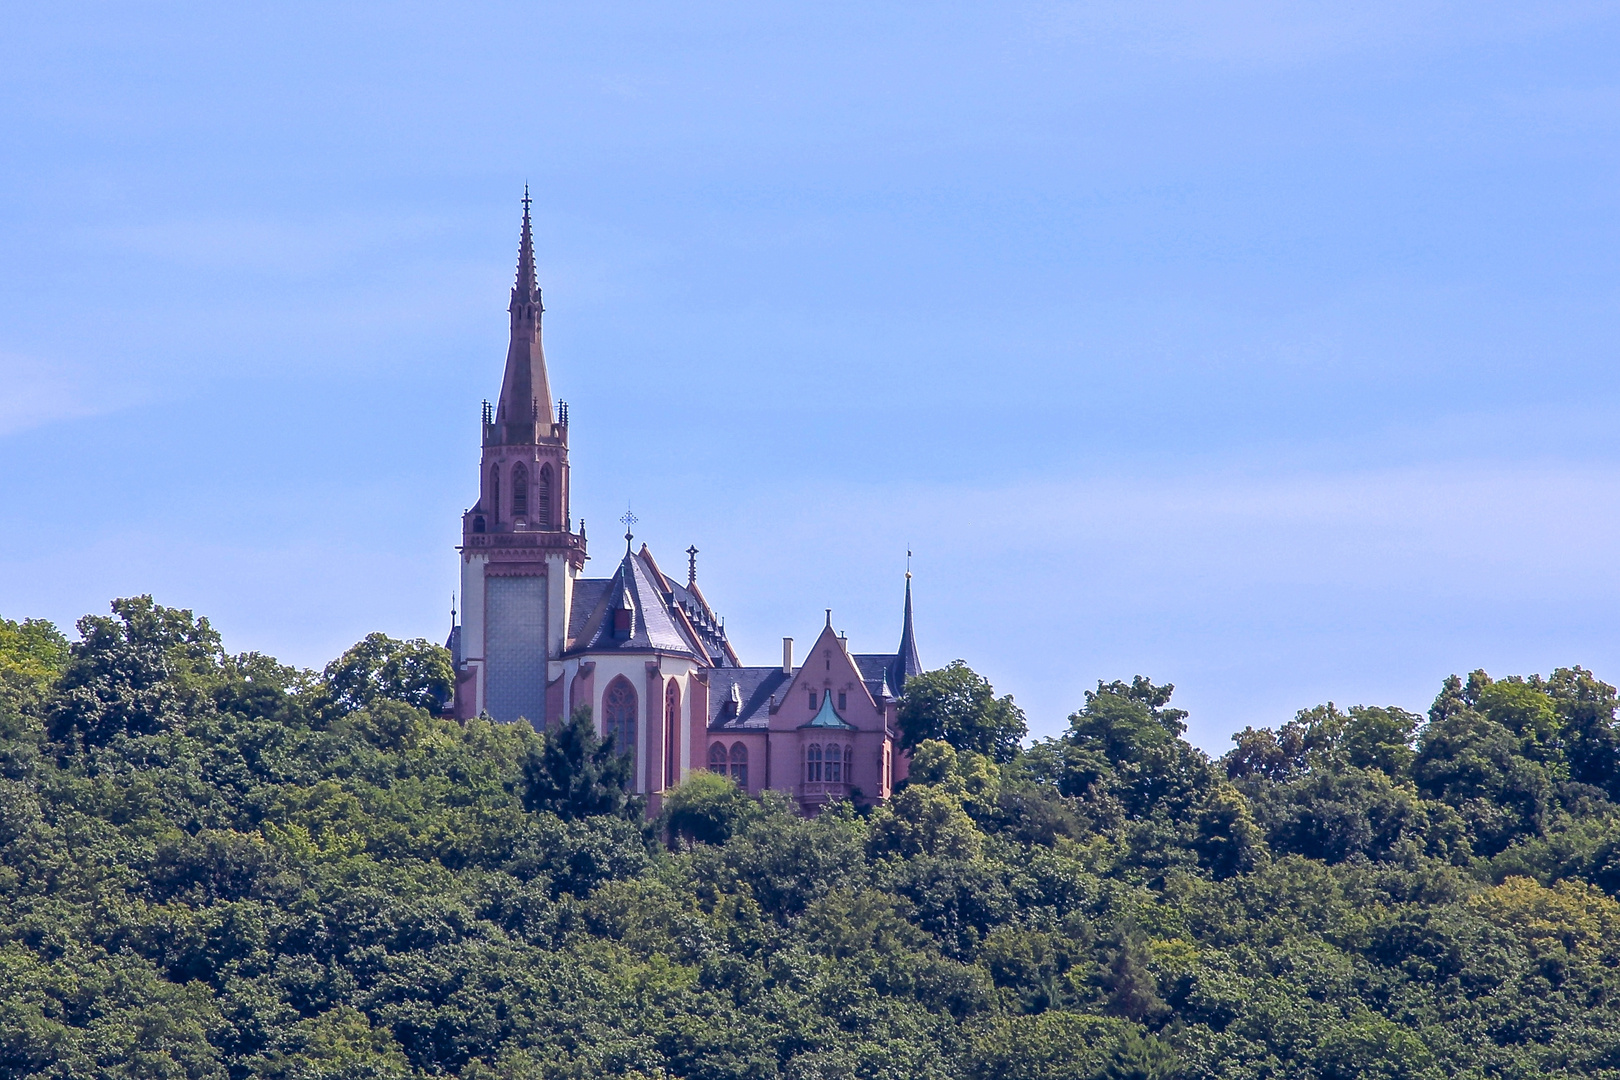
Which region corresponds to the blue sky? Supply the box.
[4,2,1620,750]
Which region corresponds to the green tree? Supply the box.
[521,704,639,820]
[1068,677,1187,765]
[898,661,1027,762]
[46,596,223,748]
[0,616,68,693]
[660,770,755,847]
[319,632,453,718]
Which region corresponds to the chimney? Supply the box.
[782,637,794,674]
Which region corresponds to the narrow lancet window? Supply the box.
[512,464,528,517]
[604,678,638,775]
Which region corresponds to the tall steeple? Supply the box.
[887,565,922,695]
[492,188,554,445]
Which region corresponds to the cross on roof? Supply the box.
[620,506,638,553]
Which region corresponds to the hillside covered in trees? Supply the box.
[2,597,1620,1079]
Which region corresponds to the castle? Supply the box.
[449,195,921,814]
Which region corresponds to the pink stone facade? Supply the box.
[450,195,922,816]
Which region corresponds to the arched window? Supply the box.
[664,679,681,789]
[473,516,485,534]
[538,465,552,529]
[489,466,501,521]
[511,463,528,517]
[708,742,728,775]
[730,743,748,788]
[604,677,638,774]
[806,744,822,783]
[826,743,841,783]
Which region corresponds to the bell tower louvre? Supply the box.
[453,190,588,724]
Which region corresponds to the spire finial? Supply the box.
[906,548,912,580]
[620,505,638,554]
[514,187,538,304]
[686,545,698,587]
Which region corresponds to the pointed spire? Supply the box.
[888,564,922,694]
[514,185,539,304]
[493,188,553,444]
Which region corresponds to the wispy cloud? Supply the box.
[0,351,138,437]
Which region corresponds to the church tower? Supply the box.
[453,191,588,725]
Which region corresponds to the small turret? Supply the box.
[887,568,922,695]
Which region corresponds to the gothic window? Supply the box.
[807,744,822,783]
[825,743,841,783]
[730,743,748,788]
[473,516,485,534]
[604,677,638,774]
[489,466,501,521]
[844,745,853,782]
[708,742,728,775]
[665,679,681,789]
[512,463,528,517]
[538,465,552,528]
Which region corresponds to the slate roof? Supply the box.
[707,666,791,730]
[887,576,923,695]
[853,654,899,702]
[667,578,734,664]
[566,578,612,649]
[565,549,698,657]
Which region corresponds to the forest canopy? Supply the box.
[2,596,1620,1079]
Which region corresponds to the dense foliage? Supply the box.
[2,599,1620,1078]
